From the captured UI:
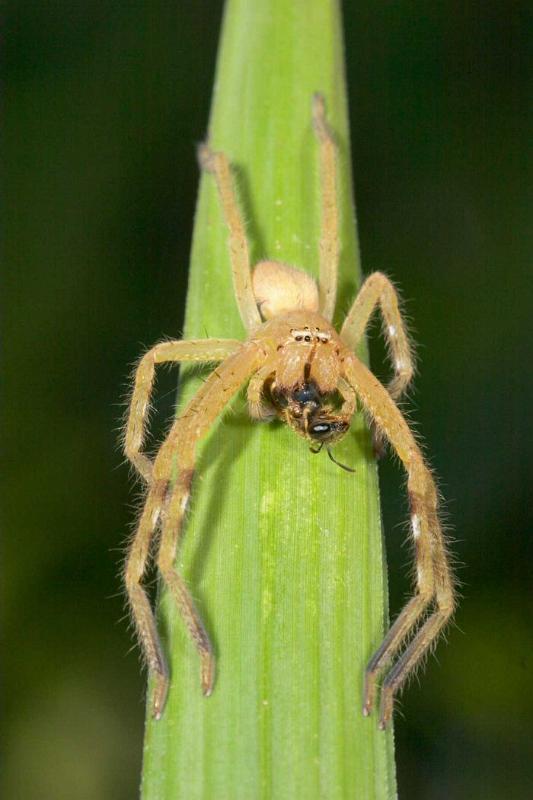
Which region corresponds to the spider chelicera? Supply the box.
[123,95,455,729]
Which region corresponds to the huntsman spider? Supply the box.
[123,94,455,729]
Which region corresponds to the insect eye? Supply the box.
[310,422,332,438]
[295,335,303,341]
[292,382,320,406]
[304,335,312,342]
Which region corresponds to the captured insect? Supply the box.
[123,95,455,729]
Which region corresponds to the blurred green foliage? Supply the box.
[4,2,531,799]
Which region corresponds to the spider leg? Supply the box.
[136,343,263,718]
[198,144,262,334]
[124,338,242,483]
[247,360,277,419]
[337,376,357,418]
[124,477,170,718]
[378,600,452,727]
[312,93,339,322]
[340,272,415,401]
[157,468,215,702]
[343,354,455,729]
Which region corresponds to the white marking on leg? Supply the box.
[180,494,190,514]
[411,514,421,540]
[417,565,424,587]
[388,324,397,337]
[395,358,405,371]
[151,507,160,527]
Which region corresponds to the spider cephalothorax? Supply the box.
[124,95,455,729]
[248,308,358,476]
[246,310,351,446]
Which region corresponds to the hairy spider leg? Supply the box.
[124,338,246,717]
[145,343,263,718]
[341,272,415,401]
[337,377,357,418]
[343,355,455,729]
[312,93,340,323]
[124,477,170,718]
[247,360,278,419]
[125,338,242,483]
[198,145,262,334]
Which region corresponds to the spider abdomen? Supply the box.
[252,260,319,319]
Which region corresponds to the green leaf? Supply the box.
[141,1,397,797]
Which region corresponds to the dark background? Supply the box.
[4,2,531,798]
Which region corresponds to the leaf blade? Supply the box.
[141,1,397,797]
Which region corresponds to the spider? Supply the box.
[123,94,455,730]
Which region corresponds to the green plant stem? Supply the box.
[141,1,397,797]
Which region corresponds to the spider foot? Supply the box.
[151,670,169,721]
[201,651,216,697]
[378,686,394,730]
[312,92,327,128]
[362,671,377,718]
[197,142,217,173]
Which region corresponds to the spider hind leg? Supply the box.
[343,355,455,728]
[124,478,170,719]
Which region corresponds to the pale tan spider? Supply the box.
[124,95,455,729]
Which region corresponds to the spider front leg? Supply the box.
[198,144,262,334]
[247,360,278,419]
[343,355,455,729]
[126,343,263,719]
[341,272,415,400]
[312,93,340,322]
[124,338,241,483]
